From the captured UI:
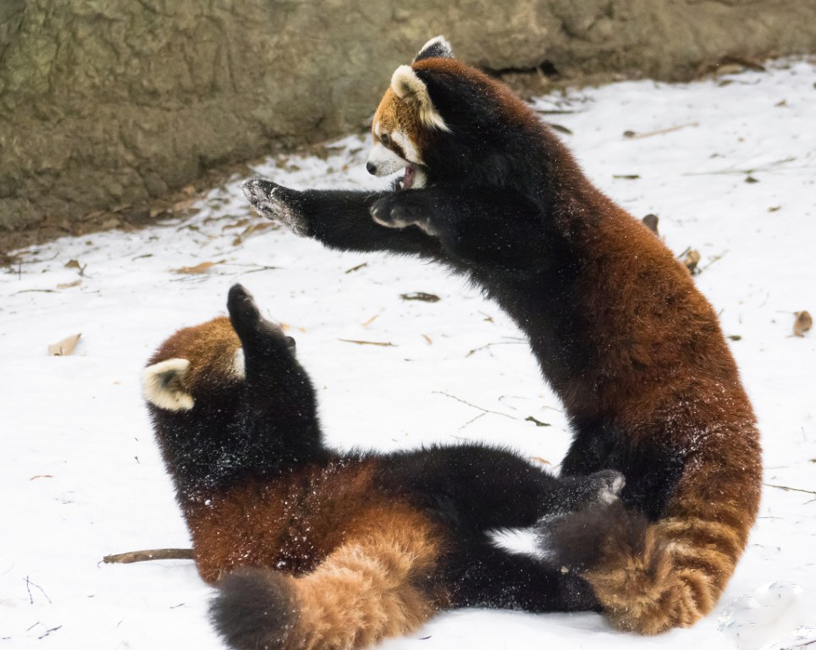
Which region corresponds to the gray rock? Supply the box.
[2,0,815,231]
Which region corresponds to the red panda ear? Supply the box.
[391,65,451,132]
[141,358,194,411]
[413,36,454,63]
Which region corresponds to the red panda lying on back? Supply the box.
[141,284,624,650]
[242,37,763,635]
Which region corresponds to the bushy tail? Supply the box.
[211,531,440,650]
[546,499,750,635]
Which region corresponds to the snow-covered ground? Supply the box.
[2,59,815,650]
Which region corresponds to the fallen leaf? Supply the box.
[232,222,274,245]
[338,339,396,347]
[727,335,742,341]
[400,292,441,303]
[793,311,812,337]
[29,475,54,481]
[547,123,573,135]
[48,333,81,356]
[720,56,765,72]
[345,262,368,274]
[222,218,251,231]
[683,249,701,275]
[64,259,87,276]
[530,456,552,465]
[768,206,781,212]
[277,323,306,334]
[362,314,379,327]
[745,176,760,184]
[172,198,196,213]
[525,416,551,427]
[422,334,432,345]
[173,260,223,274]
[642,214,659,234]
[614,174,641,180]
[57,280,81,289]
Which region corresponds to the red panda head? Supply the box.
[368,36,551,189]
[141,290,297,413]
[367,36,454,190]
[141,317,245,412]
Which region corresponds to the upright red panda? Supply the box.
[141,284,625,649]
[242,37,763,635]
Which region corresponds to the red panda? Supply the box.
[141,284,625,649]
[242,36,763,635]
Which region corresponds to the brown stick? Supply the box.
[103,548,194,564]
[764,483,816,497]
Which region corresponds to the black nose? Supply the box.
[366,162,376,175]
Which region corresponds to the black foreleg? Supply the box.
[380,445,623,532]
[243,179,443,258]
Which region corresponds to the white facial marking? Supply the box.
[141,358,194,411]
[390,130,422,165]
[232,347,245,378]
[412,168,427,189]
[367,140,408,176]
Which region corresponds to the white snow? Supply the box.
[2,59,815,650]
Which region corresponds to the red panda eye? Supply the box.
[381,133,391,146]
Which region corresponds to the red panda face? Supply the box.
[369,87,428,190]
[367,37,454,190]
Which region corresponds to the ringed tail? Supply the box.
[211,522,443,649]
[547,495,756,634]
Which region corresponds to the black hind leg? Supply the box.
[438,536,598,613]
[380,445,624,532]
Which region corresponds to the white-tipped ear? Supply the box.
[141,358,194,411]
[391,65,450,132]
[413,36,454,62]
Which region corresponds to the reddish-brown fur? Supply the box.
[186,462,449,647]
[146,317,451,649]
[370,55,762,634]
[148,316,242,393]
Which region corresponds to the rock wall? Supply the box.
[2,0,816,231]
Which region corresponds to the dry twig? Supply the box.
[764,483,816,497]
[103,548,195,564]
[337,338,395,347]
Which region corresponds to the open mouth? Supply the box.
[399,165,417,190]
[398,165,427,190]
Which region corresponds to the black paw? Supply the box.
[227,284,261,328]
[242,178,308,236]
[227,284,284,346]
[370,194,433,233]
